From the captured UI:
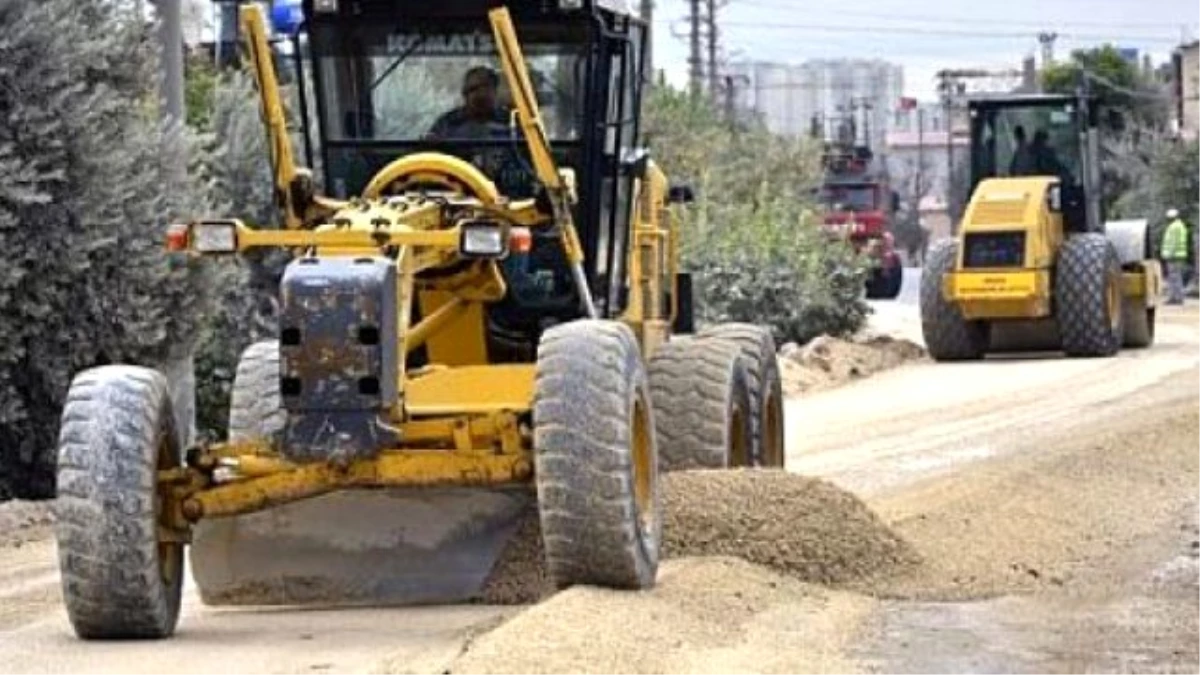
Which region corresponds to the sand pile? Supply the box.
[779,334,926,396]
[479,469,919,605]
[452,557,871,675]
[0,500,53,548]
[662,470,920,583]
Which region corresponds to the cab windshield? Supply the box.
[971,101,1082,186]
[311,21,587,143]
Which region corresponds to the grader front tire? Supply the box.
[695,323,785,468]
[53,366,184,640]
[647,336,753,471]
[533,320,661,590]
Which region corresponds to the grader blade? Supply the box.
[188,487,534,607]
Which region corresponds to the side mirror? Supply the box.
[621,147,651,179]
[667,184,696,205]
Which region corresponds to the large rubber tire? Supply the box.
[533,320,661,590]
[190,340,285,607]
[695,323,784,468]
[866,265,903,300]
[883,263,903,299]
[227,340,285,440]
[53,366,184,639]
[920,239,988,361]
[1055,234,1124,357]
[646,335,753,471]
[1121,296,1155,348]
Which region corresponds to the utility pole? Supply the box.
[688,0,702,95]
[724,75,736,128]
[917,106,925,203]
[640,0,653,83]
[705,0,719,98]
[156,0,185,124]
[1038,32,1058,68]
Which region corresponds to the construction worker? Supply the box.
[1161,208,1189,305]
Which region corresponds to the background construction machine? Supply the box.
[920,92,1162,360]
[813,111,904,300]
[51,0,786,640]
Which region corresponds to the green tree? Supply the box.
[1042,45,1174,218]
[0,0,215,498]
[642,85,869,344]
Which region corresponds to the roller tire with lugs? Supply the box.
[1055,233,1124,357]
[920,238,988,361]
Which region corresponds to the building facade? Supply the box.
[727,59,903,149]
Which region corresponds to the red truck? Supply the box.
[817,141,903,300]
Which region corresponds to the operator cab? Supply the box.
[967,94,1102,232]
[270,0,649,329]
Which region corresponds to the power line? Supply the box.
[721,0,1197,32]
[654,17,1186,44]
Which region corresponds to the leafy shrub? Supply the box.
[0,0,214,498]
[643,85,869,344]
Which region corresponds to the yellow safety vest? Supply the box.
[1162,219,1189,260]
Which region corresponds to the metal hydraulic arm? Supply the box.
[488,7,598,319]
[240,4,342,228]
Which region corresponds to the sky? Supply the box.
[650,0,1200,101]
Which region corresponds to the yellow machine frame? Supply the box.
[942,177,1160,322]
[161,5,679,536]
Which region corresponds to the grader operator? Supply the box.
[51,0,786,639]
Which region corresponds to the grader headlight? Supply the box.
[191,221,239,254]
[459,220,508,259]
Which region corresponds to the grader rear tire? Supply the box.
[647,335,753,471]
[695,323,784,468]
[533,320,660,590]
[1056,234,1124,357]
[53,366,183,639]
[920,239,988,361]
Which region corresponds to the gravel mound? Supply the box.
[779,334,926,396]
[453,557,856,675]
[479,469,919,604]
[0,500,54,548]
[663,469,921,584]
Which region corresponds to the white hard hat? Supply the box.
[1167,208,1179,218]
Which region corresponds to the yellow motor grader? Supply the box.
[51,0,786,639]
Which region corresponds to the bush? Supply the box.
[643,85,869,344]
[0,0,214,498]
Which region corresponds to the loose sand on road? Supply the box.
[0,302,1194,674]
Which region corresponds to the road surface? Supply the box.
[0,282,1195,673]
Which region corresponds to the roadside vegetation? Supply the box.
[9,8,1192,497]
